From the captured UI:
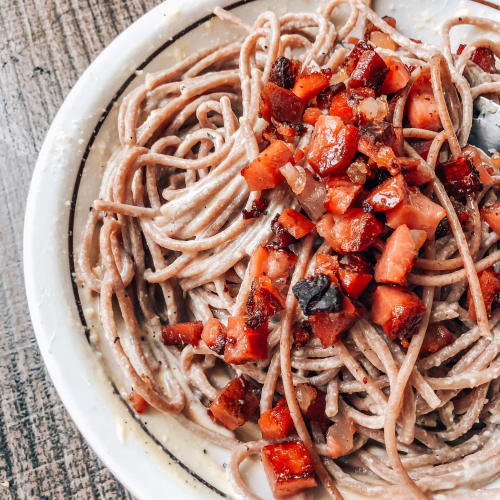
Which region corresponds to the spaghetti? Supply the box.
[78,1,500,498]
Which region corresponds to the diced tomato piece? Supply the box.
[375,224,426,285]
[481,203,500,236]
[363,173,407,211]
[269,56,300,90]
[407,73,442,131]
[326,417,355,459]
[295,383,326,422]
[386,186,446,239]
[292,71,331,101]
[262,441,317,499]
[347,36,360,45]
[129,390,148,414]
[381,57,411,94]
[308,115,358,176]
[250,246,270,278]
[201,318,227,355]
[292,320,312,348]
[364,16,396,40]
[467,268,500,321]
[241,140,293,191]
[258,399,295,440]
[338,268,372,298]
[209,376,259,430]
[246,276,285,328]
[349,50,389,92]
[303,106,323,125]
[224,317,268,364]
[438,155,482,199]
[420,323,456,357]
[324,176,362,215]
[309,298,359,347]
[342,40,372,76]
[471,47,496,73]
[261,82,305,122]
[317,82,346,109]
[317,209,383,253]
[371,285,426,340]
[162,321,203,347]
[278,209,315,239]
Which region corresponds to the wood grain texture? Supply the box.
[0,1,161,498]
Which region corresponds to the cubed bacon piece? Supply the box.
[338,255,372,299]
[407,73,442,131]
[342,40,372,75]
[381,57,411,94]
[371,285,426,340]
[296,169,328,221]
[242,195,269,219]
[401,157,434,186]
[324,176,362,215]
[317,209,383,253]
[309,297,359,347]
[270,214,295,248]
[278,209,315,239]
[326,415,355,459]
[162,321,203,347]
[246,276,285,328]
[438,155,482,199]
[375,224,426,286]
[129,390,148,414]
[251,246,298,280]
[471,47,496,73]
[292,320,312,348]
[357,121,400,171]
[481,203,500,236]
[420,323,456,357]
[316,82,346,110]
[241,140,293,191]
[363,173,407,211]
[308,115,359,176]
[467,268,500,321]
[276,123,297,143]
[349,50,389,92]
[303,106,323,125]
[224,317,268,364]
[261,82,305,123]
[463,146,493,187]
[293,148,305,164]
[262,441,317,499]
[386,186,446,239]
[269,56,300,89]
[364,16,396,40]
[295,383,327,422]
[314,253,340,283]
[292,71,332,101]
[329,87,375,124]
[258,398,295,440]
[209,376,259,430]
[201,318,227,355]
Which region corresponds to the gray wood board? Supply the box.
[0,1,162,498]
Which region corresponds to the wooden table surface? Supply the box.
[0,1,161,498]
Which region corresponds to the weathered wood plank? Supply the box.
[0,1,161,498]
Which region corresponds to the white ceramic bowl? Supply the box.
[24,1,500,499]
